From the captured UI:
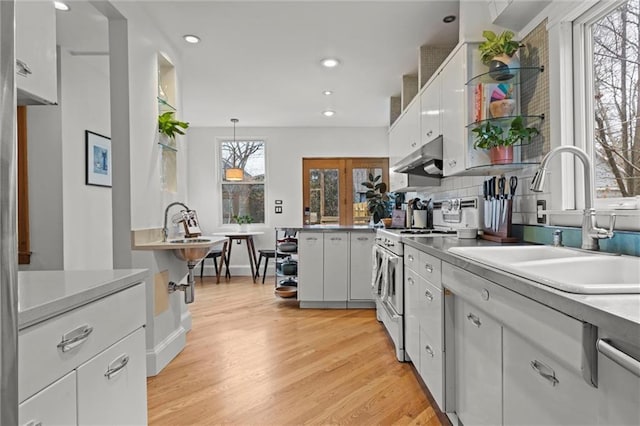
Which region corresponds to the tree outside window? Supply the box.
[220,140,265,224]
[591,0,639,198]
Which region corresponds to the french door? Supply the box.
[302,158,389,226]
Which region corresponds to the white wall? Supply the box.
[60,50,113,270]
[187,126,388,275]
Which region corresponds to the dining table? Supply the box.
[211,231,264,283]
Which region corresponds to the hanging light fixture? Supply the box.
[225,118,243,181]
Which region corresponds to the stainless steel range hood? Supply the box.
[393,135,443,173]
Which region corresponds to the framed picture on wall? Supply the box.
[85,130,112,187]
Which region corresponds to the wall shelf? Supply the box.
[466,114,545,129]
[466,66,544,86]
[157,97,176,113]
[158,141,177,152]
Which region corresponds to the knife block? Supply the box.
[481,199,518,243]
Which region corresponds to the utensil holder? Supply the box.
[481,199,518,243]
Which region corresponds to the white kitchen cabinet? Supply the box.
[323,232,349,301]
[441,46,466,176]
[349,233,375,301]
[503,327,599,426]
[15,0,57,105]
[404,268,421,364]
[596,338,640,426]
[420,327,444,410]
[454,297,502,426]
[77,328,147,426]
[19,371,76,426]
[298,232,324,302]
[420,74,441,146]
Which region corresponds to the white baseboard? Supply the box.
[146,327,186,377]
[181,309,192,333]
[201,264,274,277]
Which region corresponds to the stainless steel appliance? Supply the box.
[372,196,481,363]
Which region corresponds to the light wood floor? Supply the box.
[147,276,444,426]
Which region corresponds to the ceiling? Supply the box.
[57,1,460,128]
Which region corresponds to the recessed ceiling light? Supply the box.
[443,15,456,23]
[54,1,70,11]
[183,35,201,44]
[323,90,333,96]
[320,58,340,68]
[322,110,335,117]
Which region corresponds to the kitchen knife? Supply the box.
[498,177,506,227]
[490,177,497,232]
[503,176,518,224]
[483,180,491,228]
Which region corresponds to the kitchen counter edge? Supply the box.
[18,269,149,330]
[402,236,640,345]
[278,225,376,232]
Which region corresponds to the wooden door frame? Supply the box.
[17,106,31,264]
[302,157,389,226]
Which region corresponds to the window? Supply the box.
[220,140,265,224]
[575,0,639,203]
[302,158,389,226]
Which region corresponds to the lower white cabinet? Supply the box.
[404,269,421,363]
[420,327,444,410]
[77,328,147,426]
[503,327,598,426]
[454,297,502,426]
[19,371,76,426]
[298,231,374,307]
[596,338,640,426]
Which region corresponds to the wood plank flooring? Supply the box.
[147,276,444,425]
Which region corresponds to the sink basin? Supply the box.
[168,238,214,262]
[449,246,640,294]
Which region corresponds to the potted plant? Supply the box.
[232,214,253,232]
[472,116,539,165]
[158,111,189,141]
[361,173,392,227]
[479,30,521,81]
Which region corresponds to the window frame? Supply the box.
[572,0,637,209]
[218,137,267,226]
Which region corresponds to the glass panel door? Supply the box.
[352,166,383,225]
[303,159,344,225]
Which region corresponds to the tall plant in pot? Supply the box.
[472,116,539,165]
[361,173,392,226]
[479,30,520,81]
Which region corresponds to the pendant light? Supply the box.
[225,118,243,181]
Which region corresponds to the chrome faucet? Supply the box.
[163,201,190,242]
[530,146,615,251]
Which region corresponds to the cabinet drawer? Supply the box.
[419,280,443,348]
[405,246,421,271]
[420,328,444,411]
[77,327,147,426]
[404,247,442,287]
[19,371,76,426]
[19,283,145,402]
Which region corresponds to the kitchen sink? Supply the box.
[168,238,215,262]
[449,246,640,294]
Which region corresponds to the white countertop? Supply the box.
[18,269,148,330]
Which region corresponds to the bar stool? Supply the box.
[200,248,229,281]
[255,249,288,284]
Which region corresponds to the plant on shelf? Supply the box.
[158,111,189,139]
[361,173,393,226]
[472,115,539,165]
[479,30,521,81]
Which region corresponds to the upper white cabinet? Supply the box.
[441,46,467,176]
[488,0,551,31]
[16,0,57,105]
[420,74,441,146]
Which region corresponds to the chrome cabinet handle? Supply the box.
[57,324,93,352]
[105,354,130,379]
[466,313,481,328]
[426,130,433,137]
[530,360,559,386]
[356,237,369,241]
[449,160,457,167]
[407,277,414,286]
[411,141,417,147]
[425,290,433,301]
[16,59,32,76]
[305,237,318,241]
[330,237,342,241]
[25,421,42,426]
[424,345,434,357]
[597,339,640,377]
[425,263,433,273]
[407,254,414,262]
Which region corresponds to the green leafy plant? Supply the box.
[158,111,189,139]
[361,173,392,224]
[232,214,253,225]
[478,30,520,66]
[472,116,539,149]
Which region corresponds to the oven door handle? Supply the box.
[383,299,401,320]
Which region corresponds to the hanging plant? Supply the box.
[158,111,189,139]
